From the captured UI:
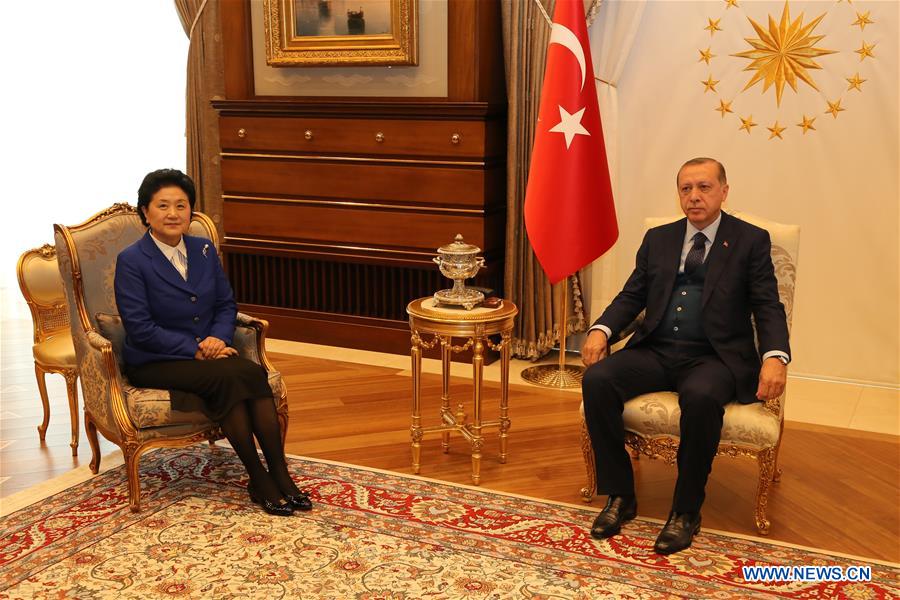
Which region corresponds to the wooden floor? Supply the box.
[2,339,898,563]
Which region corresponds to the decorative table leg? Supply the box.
[410,335,423,474]
[498,330,511,464]
[470,335,484,484]
[440,336,451,453]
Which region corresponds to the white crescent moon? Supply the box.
[549,23,586,91]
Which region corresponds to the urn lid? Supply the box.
[437,234,481,257]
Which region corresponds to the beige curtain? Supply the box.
[501,0,588,360]
[174,0,225,234]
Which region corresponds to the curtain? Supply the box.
[174,0,225,231]
[582,1,646,322]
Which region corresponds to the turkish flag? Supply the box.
[524,0,618,284]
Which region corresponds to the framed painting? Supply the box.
[263,0,418,67]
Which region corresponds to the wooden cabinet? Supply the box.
[215,1,506,356]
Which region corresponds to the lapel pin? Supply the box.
[723,241,729,248]
[202,243,209,257]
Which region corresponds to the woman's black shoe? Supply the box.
[247,483,294,517]
[284,491,313,511]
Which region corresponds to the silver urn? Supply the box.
[433,234,485,310]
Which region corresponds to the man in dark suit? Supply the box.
[581,157,789,554]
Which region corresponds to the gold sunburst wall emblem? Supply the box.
[732,3,836,106]
[697,0,878,141]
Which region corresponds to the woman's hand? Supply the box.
[197,336,226,359]
[194,344,238,360]
[213,347,238,359]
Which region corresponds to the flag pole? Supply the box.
[521,277,585,388]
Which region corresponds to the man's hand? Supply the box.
[197,336,226,360]
[581,329,609,367]
[756,357,787,401]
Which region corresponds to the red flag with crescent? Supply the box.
[524,0,618,284]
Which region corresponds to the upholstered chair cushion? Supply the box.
[621,393,781,450]
[32,334,77,367]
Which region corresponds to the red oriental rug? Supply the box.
[1,447,897,599]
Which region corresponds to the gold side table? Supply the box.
[406,297,518,484]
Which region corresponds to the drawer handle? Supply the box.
[304,129,314,141]
[237,128,246,138]
[450,133,461,145]
[375,132,385,143]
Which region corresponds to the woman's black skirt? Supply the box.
[125,357,272,422]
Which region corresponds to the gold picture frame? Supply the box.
[263,0,418,67]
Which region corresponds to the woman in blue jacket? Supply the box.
[115,169,311,516]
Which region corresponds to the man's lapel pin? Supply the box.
[202,243,209,257]
[723,240,729,248]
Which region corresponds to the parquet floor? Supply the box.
[2,318,898,563]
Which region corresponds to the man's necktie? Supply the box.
[684,232,707,274]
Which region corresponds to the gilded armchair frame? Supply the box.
[579,211,798,534]
[16,244,80,454]
[54,203,289,511]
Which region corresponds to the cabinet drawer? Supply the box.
[220,116,499,159]
[221,156,504,209]
[223,197,502,252]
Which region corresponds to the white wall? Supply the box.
[0,1,188,316]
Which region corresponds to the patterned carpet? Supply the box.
[1,447,897,599]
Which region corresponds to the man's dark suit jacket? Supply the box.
[114,232,236,367]
[593,212,790,404]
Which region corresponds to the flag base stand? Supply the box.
[520,278,585,390]
[520,363,584,388]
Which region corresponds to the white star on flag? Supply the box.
[549,105,590,149]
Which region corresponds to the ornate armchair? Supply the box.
[16,245,80,455]
[579,211,799,534]
[54,203,289,511]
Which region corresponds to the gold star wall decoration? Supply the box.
[846,73,866,91]
[698,0,876,141]
[716,99,733,118]
[768,122,786,139]
[855,41,876,61]
[739,115,757,133]
[732,2,836,106]
[852,11,874,31]
[797,115,816,134]
[702,75,720,93]
[825,99,845,118]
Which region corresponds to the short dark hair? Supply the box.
[677,157,727,185]
[136,169,196,227]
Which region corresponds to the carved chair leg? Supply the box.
[64,371,79,456]
[579,419,597,503]
[771,421,785,483]
[754,448,776,535]
[85,416,101,474]
[34,363,51,441]
[124,445,143,513]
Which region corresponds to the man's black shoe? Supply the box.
[654,512,701,555]
[590,495,637,539]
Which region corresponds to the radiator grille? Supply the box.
[226,252,503,322]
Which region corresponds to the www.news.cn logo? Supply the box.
[742,565,872,582]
